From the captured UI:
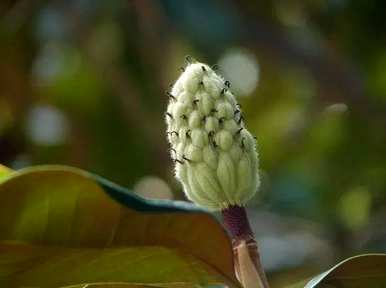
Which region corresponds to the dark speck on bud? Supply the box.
[185,55,193,64]
[237,115,244,125]
[236,128,244,135]
[167,131,179,137]
[241,138,246,150]
[174,158,184,164]
[166,92,176,100]
[183,155,191,162]
[186,129,191,138]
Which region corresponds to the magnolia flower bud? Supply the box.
[166,59,260,210]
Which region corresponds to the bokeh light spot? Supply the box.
[325,103,348,114]
[134,176,173,200]
[218,48,259,96]
[26,105,69,146]
[339,186,371,231]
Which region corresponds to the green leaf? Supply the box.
[62,283,202,288]
[289,254,386,287]
[0,164,12,183]
[63,285,163,288]
[63,284,224,288]
[0,165,239,288]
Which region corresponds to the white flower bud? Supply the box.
[166,60,260,210]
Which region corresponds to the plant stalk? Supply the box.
[222,205,270,288]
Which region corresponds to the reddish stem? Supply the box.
[222,205,270,288]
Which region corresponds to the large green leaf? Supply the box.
[0,165,239,288]
[289,254,386,287]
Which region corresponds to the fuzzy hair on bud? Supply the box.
[166,59,260,210]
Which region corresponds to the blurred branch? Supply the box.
[65,6,170,177]
[2,0,43,32]
[130,0,170,87]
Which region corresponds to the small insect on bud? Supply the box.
[165,60,260,210]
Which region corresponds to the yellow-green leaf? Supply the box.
[289,254,386,287]
[0,242,229,287]
[0,165,239,288]
[0,164,12,183]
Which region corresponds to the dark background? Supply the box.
[1,0,386,286]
